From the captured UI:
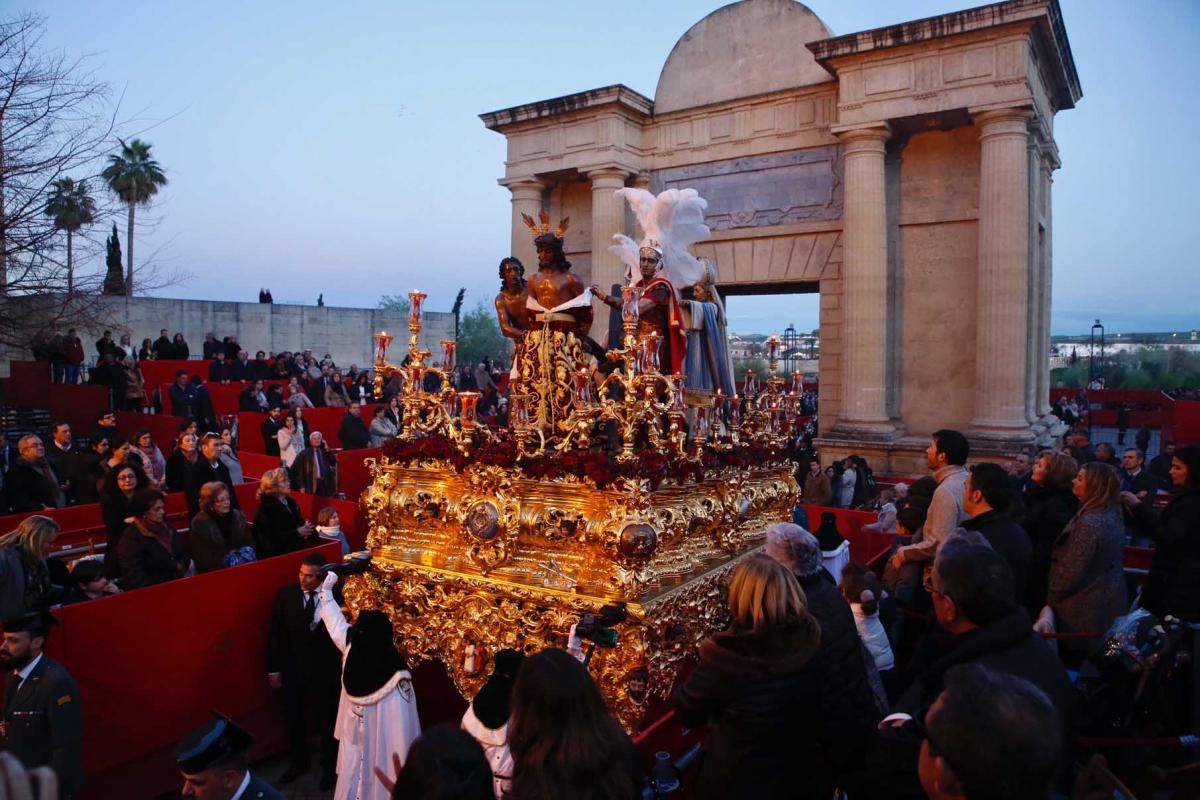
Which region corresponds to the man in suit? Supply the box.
[186,433,241,517]
[1,611,82,799]
[260,406,284,457]
[43,421,75,500]
[267,554,341,788]
[177,713,284,799]
[291,432,337,497]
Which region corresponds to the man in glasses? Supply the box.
[916,664,1060,800]
[867,538,1074,797]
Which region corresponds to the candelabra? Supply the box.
[372,290,490,453]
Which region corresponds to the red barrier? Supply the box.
[115,411,184,453]
[337,448,381,500]
[136,360,198,393]
[47,386,112,434]
[801,506,894,565]
[1174,400,1200,445]
[48,540,340,798]
[239,451,281,481]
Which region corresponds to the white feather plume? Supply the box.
[611,187,711,292]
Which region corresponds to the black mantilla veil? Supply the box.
[342,609,408,697]
[472,648,525,729]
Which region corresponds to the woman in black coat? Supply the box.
[1135,445,1200,621]
[673,554,831,800]
[172,332,189,359]
[1021,449,1079,616]
[164,431,199,493]
[117,489,191,589]
[252,468,316,558]
[99,462,151,578]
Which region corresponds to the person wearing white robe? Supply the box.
[319,572,421,800]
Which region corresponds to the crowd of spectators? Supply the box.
[5,319,1199,800]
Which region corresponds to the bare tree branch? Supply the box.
[0,12,185,351]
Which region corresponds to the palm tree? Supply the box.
[43,178,96,293]
[101,138,167,295]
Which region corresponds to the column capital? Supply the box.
[831,122,892,151]
[971,107,1034,136]
[499,176,548,196]
[586,166,631,187]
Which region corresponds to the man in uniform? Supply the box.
[176,713,283,799]
[1,611,82,799]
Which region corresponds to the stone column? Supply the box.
[588,167,630,342]
[503,178,547,271]
[1038,143,1059,419]
[1025,129,1043,426]
[832,124,894,435]
[971,109,1034,438]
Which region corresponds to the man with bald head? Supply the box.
[4,436,65,513]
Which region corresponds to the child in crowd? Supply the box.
[315,506,350,555]
[63,558,121,604]
[840,562,895,685]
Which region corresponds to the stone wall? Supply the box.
[0,295,456,376]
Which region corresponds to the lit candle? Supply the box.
[767,334,780,361]
[408,290,427,323]
[440,339,456,371]
[459,392,479,428]
[621,286,639,323]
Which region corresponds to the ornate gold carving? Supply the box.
[359,291,803,732]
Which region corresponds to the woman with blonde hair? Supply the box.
[0,516,62,618]
[1036,461,1128,663]
[253,468,315,558]
[189,482,253,572]
[1022,448,1080,614]
[673,553,839,799]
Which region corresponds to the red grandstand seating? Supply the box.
[114,410,184,453]
[38,540,341,799]
[236,405,382,452]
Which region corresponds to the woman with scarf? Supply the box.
[317,572,420,800]
[189,482,253,572]
[165,431,200,493]
[117,489,192,589]
[130,428,167,488]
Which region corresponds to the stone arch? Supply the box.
[654,0,834,114]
